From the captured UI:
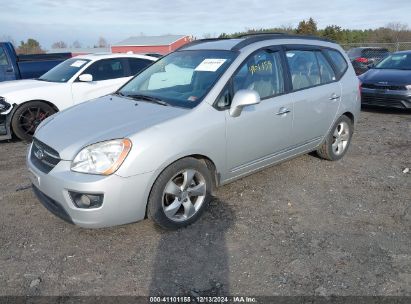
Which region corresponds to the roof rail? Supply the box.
[175,34,335,52]
[176,37,230,51]
[237,32,286,38]
[231,34,334,51]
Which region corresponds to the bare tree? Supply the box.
[0,35,15,46]
[51,41,67,49]
[97,36,108,48]
[72,40,82,48]
[279,24,295,34]
[386,22,409,42]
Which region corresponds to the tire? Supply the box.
[147,157,213,230]
[11,101,56,141]
[316,115,353,161]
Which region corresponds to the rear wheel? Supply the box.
[11,101,56,141]
[316,115,353,161]
[147,157,213,230]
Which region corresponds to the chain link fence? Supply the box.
[341,42,411,52]
[339,42,411,74]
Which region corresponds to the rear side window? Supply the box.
[0,47,9,66]
[82,58,126,81]
[127,58,152,76]
[286,50,321,90]
[324,49,348,77]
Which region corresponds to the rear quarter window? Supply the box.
[324,49,348,77]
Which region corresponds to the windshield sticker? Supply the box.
[195,59,227,72]
[70,60,87,68]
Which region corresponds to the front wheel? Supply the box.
[147,157,213,230]
[316,115,353,161]
[11,101,56,141]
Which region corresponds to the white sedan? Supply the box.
[0,53,157,141]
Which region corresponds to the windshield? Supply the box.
[375,53,411,70]
[39,58,91,82]
[118,50,237,108]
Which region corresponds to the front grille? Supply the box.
[361,93,407,109]
[30,138,61,173]
[362,83,406,91]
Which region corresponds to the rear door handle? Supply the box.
[276,107,291,116]
[5,68,13,73]
[329,93,340,100]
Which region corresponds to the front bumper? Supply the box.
[361,88,411,109]
[27,144,155,228]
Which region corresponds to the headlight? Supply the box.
[71,139,132,175]
[406,85,411,90]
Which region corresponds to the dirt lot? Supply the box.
[0,108,410,297]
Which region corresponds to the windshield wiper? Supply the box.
[125,94,170,106]
[112,92,125,97]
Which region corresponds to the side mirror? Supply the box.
[79,74,93,82]
[229,89,261,117]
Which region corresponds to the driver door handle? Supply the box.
[276,107,291,116]
[329,93,340,100]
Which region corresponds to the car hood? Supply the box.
[0,79,61,96]
[34,95,189,160]
[359,68,411,85]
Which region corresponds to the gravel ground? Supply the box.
[0,108,410,297]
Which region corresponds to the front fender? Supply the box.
[115,104,227,179]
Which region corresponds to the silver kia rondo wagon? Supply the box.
[27,34,360,229]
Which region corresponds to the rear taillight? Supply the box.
[355,57,369,63]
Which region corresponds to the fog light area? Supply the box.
[69,192,104,209]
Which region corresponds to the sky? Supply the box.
[0,0,410,49]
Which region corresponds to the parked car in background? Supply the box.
[347,47,389,75]
[0,53,157,141]
[27,34,360,230]
[359,50,411,109]
[0,42,71,82]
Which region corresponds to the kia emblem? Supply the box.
[35,148,45,160]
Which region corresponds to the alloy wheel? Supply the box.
[162,169,207,222]
[332,121,350,155]
[18,106,50,135]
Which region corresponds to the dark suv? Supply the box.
[347,47,389,75]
